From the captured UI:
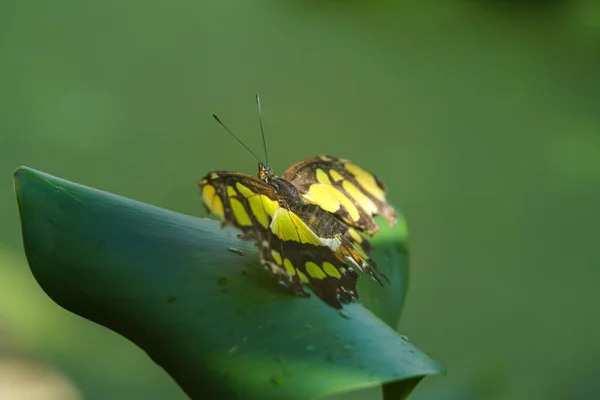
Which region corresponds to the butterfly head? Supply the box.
[258,163,275,183]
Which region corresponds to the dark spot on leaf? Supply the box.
[217,277,228,286]
[234,309,247,315]
[326,352,335,363]
[271,376,284,386]
[167,296,177,304]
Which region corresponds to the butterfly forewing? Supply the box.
[281,154,398,235]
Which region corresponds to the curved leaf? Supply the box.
[13,166,444,399]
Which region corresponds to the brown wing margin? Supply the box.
[281,155,398,235]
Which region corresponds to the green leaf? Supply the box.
[13,166,444,400]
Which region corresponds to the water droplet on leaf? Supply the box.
[227,247,244,256]
[338,310,350,320]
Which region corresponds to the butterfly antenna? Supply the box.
[256,93,269,166]
[212,113,264,164]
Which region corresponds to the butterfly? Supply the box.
[199,96,397,308]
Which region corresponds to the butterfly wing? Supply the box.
[287,199,387,286]
[281,155,398,235]
[198,171,363,308]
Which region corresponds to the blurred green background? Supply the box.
[2,0,600,399]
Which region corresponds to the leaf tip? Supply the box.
[13,166,32,200]
[13,166,41,187]
[13,165,27,181]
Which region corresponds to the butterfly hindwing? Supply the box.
[281,155,398,235]
[261,233,360,308]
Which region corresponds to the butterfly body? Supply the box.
[199,154,397,309]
